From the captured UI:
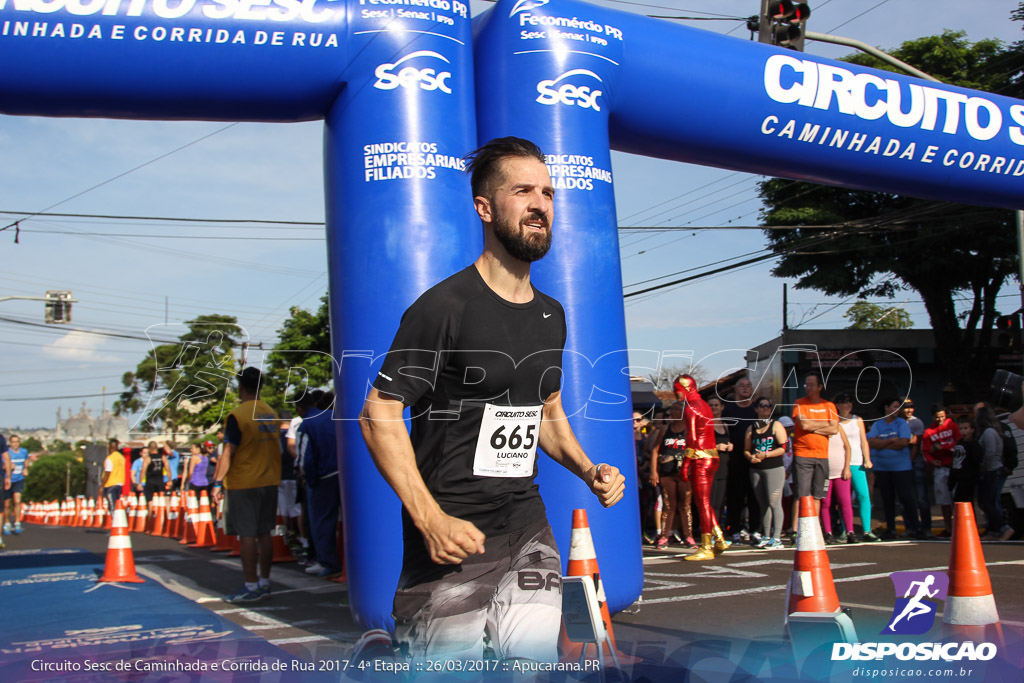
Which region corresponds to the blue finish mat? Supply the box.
[0,549,331,682]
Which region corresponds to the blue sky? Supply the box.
[1,0,1021,430]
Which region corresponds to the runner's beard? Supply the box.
[493,210,552,263]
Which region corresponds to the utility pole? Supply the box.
[782,283,788,333]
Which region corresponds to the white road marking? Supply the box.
[270,636,334,645]
[640,560,1024,605]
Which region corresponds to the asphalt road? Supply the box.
[3,523,1021,680]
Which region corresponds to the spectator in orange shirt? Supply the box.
[791,372,839,518]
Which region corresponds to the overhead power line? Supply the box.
[0,210,323,226]
[0,391,114,402]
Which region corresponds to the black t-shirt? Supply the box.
[723,403,757,473]
[373,266,567,550]
[749,421,784,471]
[145,456,164,488]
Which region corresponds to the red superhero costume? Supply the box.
[674,374,730,561]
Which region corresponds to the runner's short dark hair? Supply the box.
[464,137,546,198]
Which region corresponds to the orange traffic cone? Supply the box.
[942,502,1004,646]
[90,498,102,528]
[190,491,217,548]
[558,509,637,666]
[228,534,241,557]
[102,499,113,530]
[133,496,148,533]
[210,503,234,552]
[180,491,198,545]
[149,493,166,536]
[72,496,85,527]
[785,496,842,620]
[271,516,296,563]
[165,492,179,538]
[93,498,105,529]
[98,499,145,584]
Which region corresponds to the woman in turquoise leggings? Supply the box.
[834,393,880,542]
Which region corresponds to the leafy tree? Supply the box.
[262,295,333,412]
[843,301,913,330]
[49,440,71,453]
[20,436,43,452]
[760,29,1020,401]
[24,453,86,502]
[119,314,241,436]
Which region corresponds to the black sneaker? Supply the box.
[913,530,928,541]
[823,533,837,545]
[862,531,881,542]
[846,532,859,544]
[879,529,898,541]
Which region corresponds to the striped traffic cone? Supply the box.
[85,498,97,528]
[785,496,842,619]
[98,499,145,584]
[149,493,166,536]
[783,497,858,658]
[558,508,637,665]
[72,496,85,527]
[190,491,217,548]
[165,492,179,538]
[180,491,198,545]
[943,502,1004,646]
[90,498,102,528]
[133,496,148,533]
[210,501,234,552]
[95,499,108,532]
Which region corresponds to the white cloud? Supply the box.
[42,330,123,363]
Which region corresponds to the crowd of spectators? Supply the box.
[635,374,1020,549]
[92,368,344,603]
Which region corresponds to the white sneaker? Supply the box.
[305,562,325,575]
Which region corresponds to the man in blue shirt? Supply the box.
[2,435,30,535]
[867,398,924,540]
[131,447,145,495]
[162,442,182,491]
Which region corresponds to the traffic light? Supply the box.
[754,1,811,52]
[44,290,72,324]
[995,312,1021,348]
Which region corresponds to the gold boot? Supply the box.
[711,527,731,556]
[684,533,715,561]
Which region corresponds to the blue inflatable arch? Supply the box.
[3,0,1022,630]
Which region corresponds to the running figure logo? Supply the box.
[885,571,949,635]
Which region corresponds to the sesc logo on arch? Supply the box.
[535,69,603,112]
[374,51,453,94]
